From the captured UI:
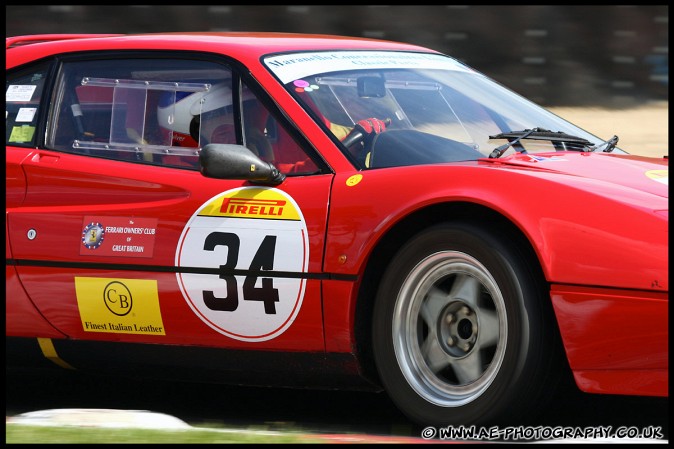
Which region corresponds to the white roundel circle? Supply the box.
[176,187,309,342]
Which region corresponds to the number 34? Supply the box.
[202,231,280,314]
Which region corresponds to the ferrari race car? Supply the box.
[6,33,668,427]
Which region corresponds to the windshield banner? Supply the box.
[264,51,473,84]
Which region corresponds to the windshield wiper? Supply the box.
[589,135,619,153]
[488,128,593,158]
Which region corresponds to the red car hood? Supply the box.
[480,152,669,199]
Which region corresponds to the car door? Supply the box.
[7,53,332,351]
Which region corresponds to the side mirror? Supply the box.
[199,144,285,185]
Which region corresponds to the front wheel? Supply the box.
[372,222,562,427]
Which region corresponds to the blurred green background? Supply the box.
[6,5,668,107]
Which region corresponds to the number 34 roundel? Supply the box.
[175,187,309,342]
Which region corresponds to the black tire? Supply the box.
[372,222,561,427]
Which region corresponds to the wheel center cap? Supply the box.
[439,303,478,356]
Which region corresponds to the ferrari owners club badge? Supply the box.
[81,222,105,249]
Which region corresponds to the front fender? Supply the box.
[325,165,668,292]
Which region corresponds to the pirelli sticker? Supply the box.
[74,277,165,335]
[176,187,308,342]
[202,195,300,220]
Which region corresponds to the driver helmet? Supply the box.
[156,83,233,147]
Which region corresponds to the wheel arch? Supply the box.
[352,201,555,386]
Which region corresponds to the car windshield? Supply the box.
[264,51,626,168]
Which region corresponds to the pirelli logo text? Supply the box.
[215,198,299,220]
[221,198,285,216]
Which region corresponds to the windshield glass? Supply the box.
[264,51,625,169]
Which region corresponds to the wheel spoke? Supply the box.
[421,334,451,373]
[448,273,481,309]
[476,309,500,348]
[420,286,448,327]
[450,349,484,384]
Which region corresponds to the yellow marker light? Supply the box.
[346,174,363,186]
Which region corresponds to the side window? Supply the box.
[48,58,234,170]
[6,61,50,147]
[241,83,319,175]
[45,56,319,175]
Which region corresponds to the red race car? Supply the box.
[6,33,668,427]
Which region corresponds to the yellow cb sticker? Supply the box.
[75,277,165,335]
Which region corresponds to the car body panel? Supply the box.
[5,146,28,208]
[571,369,668,397]
[325,154,668,291]
[6,237,66,338]
[551,284,668,396]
